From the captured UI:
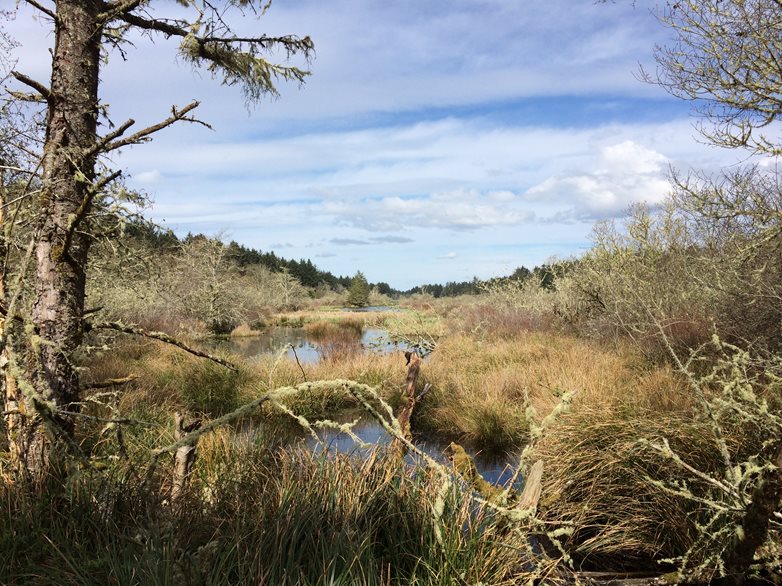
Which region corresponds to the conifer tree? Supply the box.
[346,271,370,308]
[3,0,313,472]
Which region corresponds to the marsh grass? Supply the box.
[533,407,771,572]
[304,319,365,362]
[0,445,531,585]
[411,331,689,453]
[70,308,730,578]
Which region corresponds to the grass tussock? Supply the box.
[534,407,767,572]
[304,318,365,362]
[304,317,365,339]
[84,340,257,420]
[0,446,530,585]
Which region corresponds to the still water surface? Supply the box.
[211,327,406,364]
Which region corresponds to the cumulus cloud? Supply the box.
[325,188,534,231]
[525,141,672,220]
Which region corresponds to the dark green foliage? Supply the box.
[157,360,244,418]
[226,239,351,289]
[181,362,241,418]
[347,271,371,307]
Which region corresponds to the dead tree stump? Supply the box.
[171,412,201,502]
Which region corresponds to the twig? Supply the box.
[289,344,307,382]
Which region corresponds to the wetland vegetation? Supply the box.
[3,0,782,584]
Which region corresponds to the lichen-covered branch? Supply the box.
[91,321,237,370]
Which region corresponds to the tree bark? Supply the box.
[394,350,421,450]
[171,412,201,503]
[14,0,102,471]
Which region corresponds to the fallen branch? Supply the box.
[150,380,377,460]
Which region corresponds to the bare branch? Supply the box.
[79,374,139,391]
[86,118,135,158]
[22,0,57,21]
[91,321,238,370]
[97,0,145,24]
[10,71,52,102]
[102,102,205,153]
[116,11,188,38]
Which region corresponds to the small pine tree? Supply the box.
[347,271,371,307]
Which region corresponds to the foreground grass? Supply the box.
[1,446,529,585]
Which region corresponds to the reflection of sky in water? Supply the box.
[307,413,519,488]
[209,326,408,364]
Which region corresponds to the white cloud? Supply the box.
[324,188,534,232]
[2,1,752,288]
[525,140,673,219]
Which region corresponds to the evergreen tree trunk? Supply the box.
[11,0,102,471]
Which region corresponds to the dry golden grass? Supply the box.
[413,331,690,452]
[78,306,748,576]
[272,307,393,328]
[229,322,257,337]
[84,313,690,455]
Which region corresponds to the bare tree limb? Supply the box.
[79,374,139,391]
[91,321,238,370]
[10,71,52,102]
[86,118,135,158]
[117,10,312,50]
[98,0,145,24]
[22,0,57,21]
[102,102,205,153]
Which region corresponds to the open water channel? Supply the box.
[210,315,519,487]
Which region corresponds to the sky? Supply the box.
[4,0,748,289]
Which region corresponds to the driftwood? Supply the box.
[575,571,670,585]
[447,441,544,512]
[171,412,202,502]
[517,459,544,511]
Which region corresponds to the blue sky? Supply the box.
[6,1,747,289]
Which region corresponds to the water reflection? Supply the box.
[210,327,407,364]
[307,412,519,487]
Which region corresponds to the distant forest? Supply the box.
[128,221,555,297]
